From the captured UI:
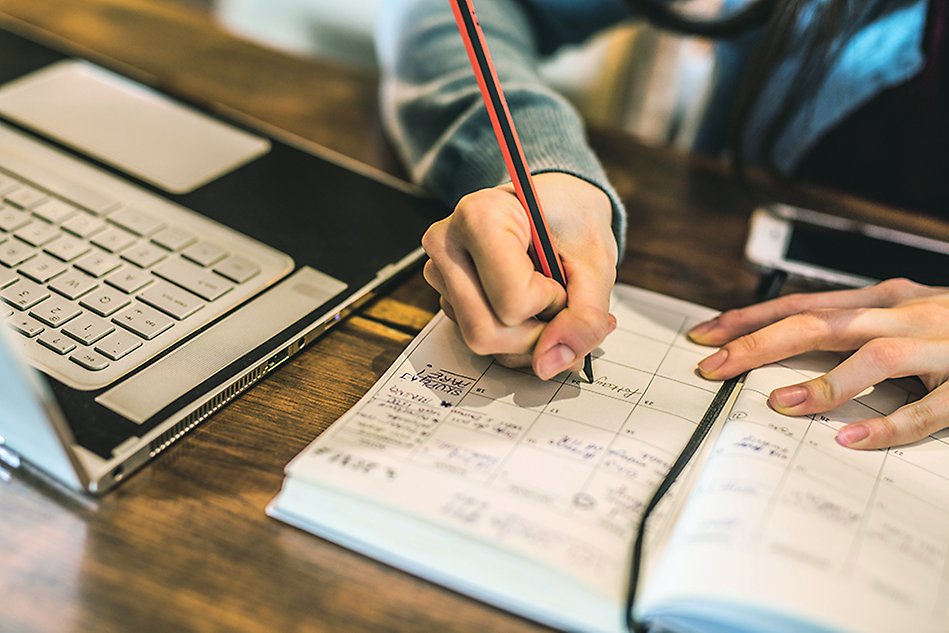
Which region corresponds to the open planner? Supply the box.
[268,284,949,633]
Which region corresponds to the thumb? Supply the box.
[532,259,616,380]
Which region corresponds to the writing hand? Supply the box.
[688,278,949,449]
[421,172,617,380]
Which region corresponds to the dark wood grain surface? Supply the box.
[1,2,947,633]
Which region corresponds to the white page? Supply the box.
[641,355,949,633]
[278,285,722,621]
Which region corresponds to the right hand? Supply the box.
[421,172,618,380]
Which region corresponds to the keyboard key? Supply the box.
[70,349,110,371]
[94,329,143,361]
[0,207,31,232]
[109,207,165,237]
[0,267,18,289]
[30,296,81,328]
[80,286,130,317]
[213,255,261,284]
[15,221,60,247]
[62,212,106,238]
[113,303,174,340]
[49,270,98,300]
[32,198,77,224]
[106,267,153,294]
[19,253,67,283]
[63,313,114,345]
[38,331,77,355]
[0,239,35,267]
[153,258,233,301]
[91,226,136,253]
[44,234,91,262]
[2,279,49,310]
[121,242,166,269]
[33,172,121,217]
[0,173,20,195]
[139,281,204,320]
[0,306,12,319]
[75,251,122,277]
[5,185,47,210]
[182,241,227,267]
[151,226,196,252]
[8,313,44,337]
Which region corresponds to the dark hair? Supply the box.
[623,0,910,175]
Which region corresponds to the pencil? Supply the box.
[450,0,595,384]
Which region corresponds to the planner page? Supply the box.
[273,285,723,631]
[640,355,949,633]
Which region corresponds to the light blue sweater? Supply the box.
[376,0,928,252]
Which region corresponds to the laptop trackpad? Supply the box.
[0,60,269,193]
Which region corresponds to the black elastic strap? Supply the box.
[624,375,740,632]
[625,272,786,632]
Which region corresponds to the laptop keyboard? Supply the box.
[0,124,294,391]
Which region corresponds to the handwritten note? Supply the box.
[641,354,949,633]
[284,285,722,599]
[274,284,949,633]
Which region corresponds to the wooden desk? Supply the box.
[2,2,947,632]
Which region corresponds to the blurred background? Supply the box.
[190,0,722,150]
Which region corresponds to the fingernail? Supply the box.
[697,349,728,376]
[536,344,576,380]
[608,314,618,332]
[770,386,808,410]
[688,318,718,342]
[836,424,870,447]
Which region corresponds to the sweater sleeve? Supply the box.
[375,0,628,258]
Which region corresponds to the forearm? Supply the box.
[376,0,627,257]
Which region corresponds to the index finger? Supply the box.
[689,278,943,346]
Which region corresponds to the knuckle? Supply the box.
[861,338,908,373]
[715,308,745,331]
[571,304,612,342]
[460,322,498,356]
[794,310,833,343]
[732,332,762,356]
[452,202,487,238]
[877,277,920,302]
[810,376,840,405]
[493,289,530,326]
[420,222,445,256]
[452,192,526,243]
[875,415,901,443]
[901,401,936,441]
[422,260,438,284]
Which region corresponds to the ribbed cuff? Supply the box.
[423,91,627,263]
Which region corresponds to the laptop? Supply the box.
[0,22,440,494]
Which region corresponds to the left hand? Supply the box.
[687,278,949,450]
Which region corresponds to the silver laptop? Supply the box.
[0,24,438,494]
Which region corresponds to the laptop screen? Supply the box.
[0,330,85,489]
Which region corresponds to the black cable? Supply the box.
[623,0,776,39]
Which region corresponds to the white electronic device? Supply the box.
[745,203,949,288]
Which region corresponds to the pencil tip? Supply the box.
[582,354,594,384]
